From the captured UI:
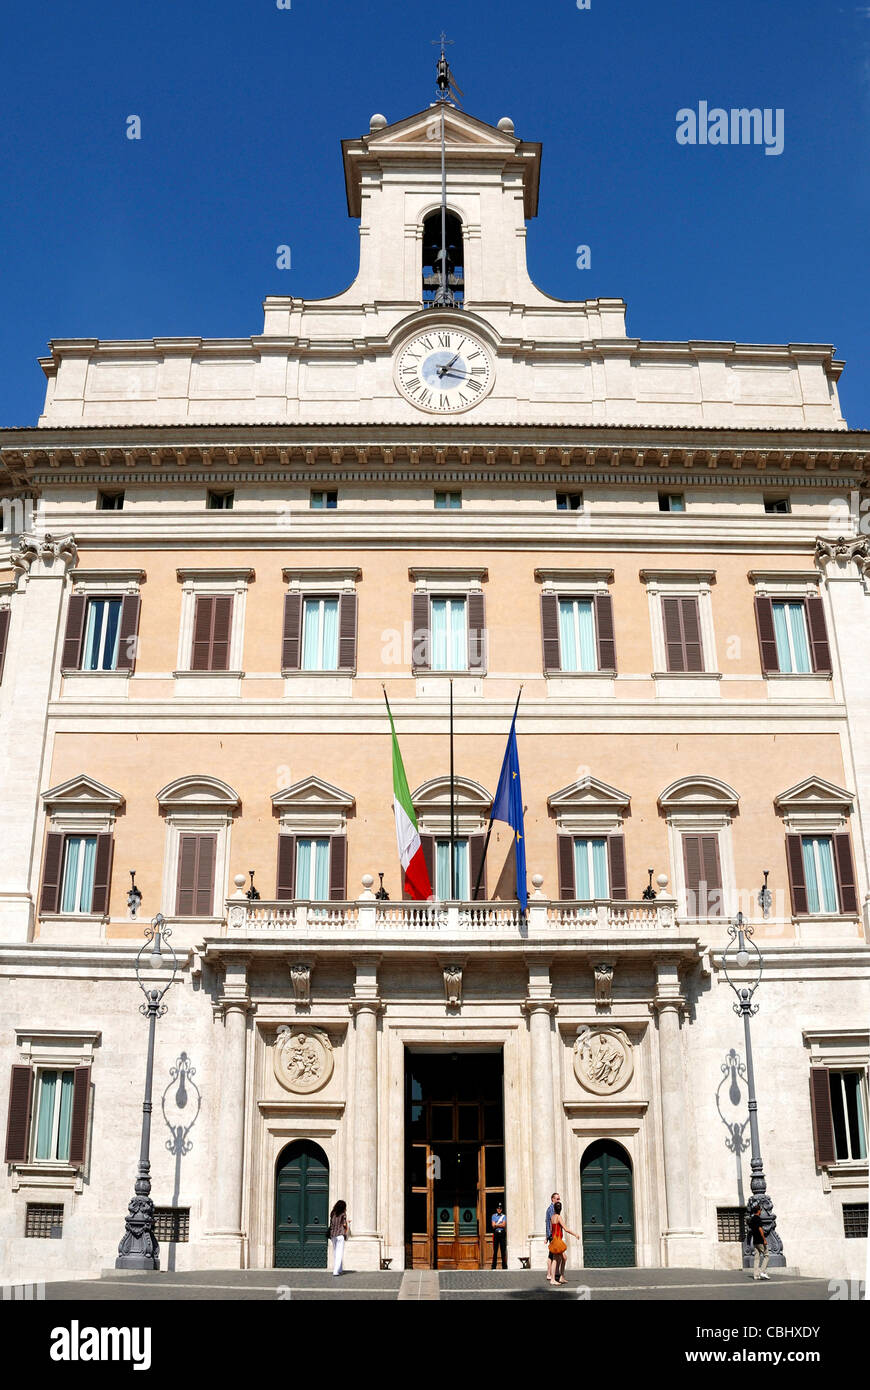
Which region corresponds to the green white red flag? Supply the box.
[385,698,432,901]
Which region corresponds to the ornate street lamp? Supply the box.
[115,913,179,1270]
[721,908,785,1268]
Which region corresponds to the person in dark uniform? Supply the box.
[491,1202,507,1269]
[748,1200,770,1281]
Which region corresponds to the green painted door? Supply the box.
[580,1140,636,1267]
[274,1140,329,1268]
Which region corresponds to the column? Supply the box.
[525,957,557,1267]
[654,960,703,1265]
[206,956,251,1266]
[349,955,382,1270]
[0,533,77,941]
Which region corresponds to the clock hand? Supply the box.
[437,353,461,378]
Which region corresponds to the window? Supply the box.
[573,838,608,898]
[97,491,124,511]
[662,596,704,672]
[206,490,234,510]
[682,833,723,917]
[295,838,331,900]
[435,838,469,899]
[82,598,122,671]
[153,1208,190,1242]
[175,833,217,916]
[33,1070,75,1161]
[421,208,464,306]
[829,1071,868,1161]
[310,490,337,509]
[302,598,339,670]
[431,597,468,671]
[754,593,831,676]
[801,836,839,915]
[764,496,791,514]
[717,1208,745,1243]
[25,1204,64,1238]
[556,492,583,511]
[60,836,97,913]
[434,491,461,510]
[771,601,812,673]
[558,599,597,672]
[843,1204,868,1238]
[659,493,685,512]
[190,595,233,672]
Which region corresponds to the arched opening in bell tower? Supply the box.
[422,209,465,307]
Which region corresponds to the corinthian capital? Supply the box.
[815,535,870,575]
[11,532,78,581]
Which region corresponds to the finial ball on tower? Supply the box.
[497,117,515,134]
[369,113,387,131]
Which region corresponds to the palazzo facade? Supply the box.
[1,102,868,1284]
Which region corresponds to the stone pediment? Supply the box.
[42,775,124,812]
[774,777,854,814]
[548,777,630,813]
[412,775,492,810]
[658,776,739,812]
[368,107,518,152]
[156,775,240,810]
[271,776,355,811]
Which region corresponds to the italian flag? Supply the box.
[386,700,433,901]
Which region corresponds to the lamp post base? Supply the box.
[115,1253,160,1271]
[116,1194,160,1271]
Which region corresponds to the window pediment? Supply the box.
[658,776,739,816]
[548,776,629,834]
[271,776,355,812]
[412,775,491,835]
[775,776,853,832]
[157,775,241,814]
[42,775,124,813]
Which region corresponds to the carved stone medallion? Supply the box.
[573,1026,633,1095]
[274,1026,334,1093]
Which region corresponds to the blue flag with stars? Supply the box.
[490,710,527,912]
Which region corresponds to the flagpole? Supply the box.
[449,677,456,899]
[471,687,523,903]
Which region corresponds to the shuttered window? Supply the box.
[662,596,704,673]
[175,834,217,916]
[682,834,723,917]
[788,833,857,916]
[4,1065,90,1167]
[558,834,627,900]
[40,833,114,917]
[413,592,486,674]
[540,593,616,673]
[277,835,347,901]
[755,595,832,676]
[0,606,10,683]
[283,592,357,673]
[829,1070,868,1162]
[190,595,233,672]
[62,594,141,673]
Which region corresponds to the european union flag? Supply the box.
[491,711,527,912]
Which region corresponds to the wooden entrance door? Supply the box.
[580,1139,636,1267]
[405,1054,505,1269]
[274,1139,329,1268]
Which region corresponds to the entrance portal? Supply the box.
[274,1139,329,1268]
[405,1051,504,1270]
[580,1139,636,1267]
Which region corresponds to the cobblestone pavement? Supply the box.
[33,1266,840,1302]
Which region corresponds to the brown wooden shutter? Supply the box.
[785,833,809,915]
[607,834,628,900]
[176,833,215,916]
[557,834,575,900]
[191,596,214,672]
[116,595,141,673]
[0,607,10,683]
[210,595,233,672]
[329,835,347,901]
[683,834,722,917]
[68,1066,91,1167]
[809,1067,837,1165]
[276,834,296,900]
[4,1065,34,1162]
[61,594,87,670]
[833,833,858,915]
[754,595,780,674]
[412,592,430,672]
[39,832,65,915]
[467,591,486,673]
[282,593,303,671]
[541,594,560,672]
[662,597,685,672]
[594,593,616,672]
[90,833,114,916]
[195,834,217,915]
[805,596,832,674]
[469,832,487,901]
[338,592,357,672]
[681,597,704,672]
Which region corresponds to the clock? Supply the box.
[395,328,494,413]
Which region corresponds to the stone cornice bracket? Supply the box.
[815,536,870,575]
[442,963,463,1011]
[290,961,312,1011]
[11,532,77,582]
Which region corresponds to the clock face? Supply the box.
[395,329,494,413]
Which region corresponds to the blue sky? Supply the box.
[2,0,869,426]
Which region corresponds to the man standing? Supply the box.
[491,1202,507,1269]
[545,1191,560,1284]
[748,1200,770,1281]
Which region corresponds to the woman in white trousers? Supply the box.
[328,1200,349,1276]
